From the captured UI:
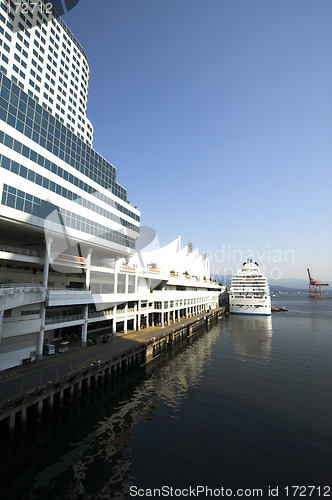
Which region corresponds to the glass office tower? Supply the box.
[0,1,140,369]
[0,1,222,372]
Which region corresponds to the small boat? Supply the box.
[271,306,288,312]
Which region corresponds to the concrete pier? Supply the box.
[0,307,225,439]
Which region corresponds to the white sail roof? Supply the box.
[128,236,210,279]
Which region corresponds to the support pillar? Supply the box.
[37,239,52,359]
[134,302,137,330]
[112,306,117,336]
[82,305,88,346]
[124,303,128,333]
[20,408,27,431]
[85,250,92,289]
[58,390,64,407]
[81,250,92,347]
[125,273,129,294]
[0,310,3,346]
[37,400,43,422]
[9,413,16,437]
[48,394,54,414]
[137,302,141,330]
[146,304,149,328]
[114,258,119,293]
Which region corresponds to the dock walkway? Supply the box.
[0,307,225,436]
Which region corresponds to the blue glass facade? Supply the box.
[0,153,139,233]
[0,129,140,223]
[0,73,128,200]
[2,184,136,249]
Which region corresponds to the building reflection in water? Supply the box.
[27,328,222,499]
[229,315,273,365]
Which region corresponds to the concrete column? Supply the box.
[85,250,92,289]
[82,305,88,346]
[37,400,43,422]
[48,394,54,414]
[124,303,128,333]
[134,273,138,293]
[9,413,16,436]
[20,408,27,431]
[0,310,4,346]
[58,390,64,407]
[76,381,82,398]
[37,239,52,359]
[134,302,137,330]
[137,302,141,330]
[146,304,149,328]
[112,304,117,336]
[114,258,119,293]
[125,273,129,294]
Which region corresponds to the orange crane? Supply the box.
[307,269,329,298]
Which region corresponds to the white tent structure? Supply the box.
[129,236,211,280]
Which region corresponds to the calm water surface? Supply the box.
[2,295,332,499]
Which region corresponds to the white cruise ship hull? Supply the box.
[229,296,271,315]
[229,259,271,316]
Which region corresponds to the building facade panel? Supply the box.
[0,5,223,372]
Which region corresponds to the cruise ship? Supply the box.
[229,259,271,315]
[0,3,225,371]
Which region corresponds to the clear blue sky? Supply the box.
[64,0,332,281]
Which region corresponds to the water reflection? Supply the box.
[229,315,273,364]
[26,329,221,499]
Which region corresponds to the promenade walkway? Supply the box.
[0,310,222,405]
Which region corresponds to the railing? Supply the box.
[91,261,114,270]
[48,288,91,292]
[0,244,41,257]
[45,313,84,325]
[0,283,44,290]
[115,307,135,314]
[88,310,113,319]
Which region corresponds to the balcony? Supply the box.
[47,288,94,307]
[45,313,84,325]
[0,284,46,311]
[0,244,41,264]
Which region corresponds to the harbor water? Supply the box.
[1,294,332,499]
